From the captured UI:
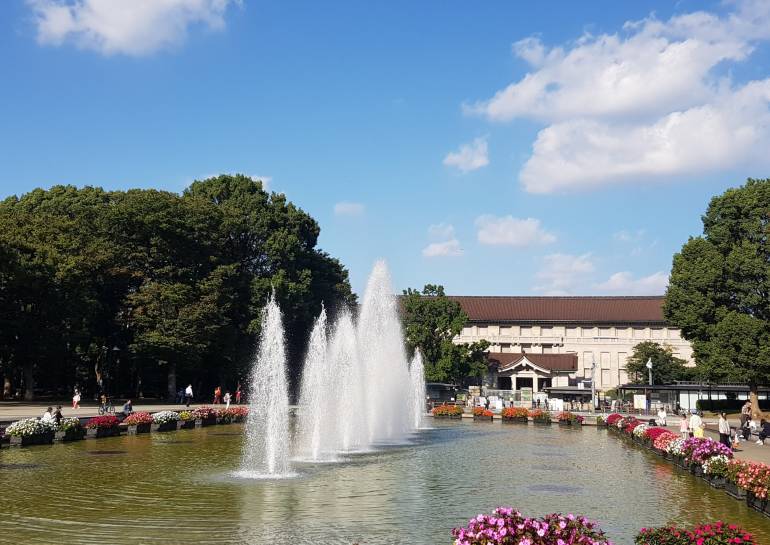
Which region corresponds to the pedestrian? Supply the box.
[213,386,222,404]
[53,405,63,427]
[224,391,231,410]
[679,413,689,439]
[41,406,54,423]
[235,384,242,405]
[122,399,133,417]
[718,412,731,448]
[72,387,81,409]
[656,407,667,427]
[758,419,770,445]
[185,384,193,407]
[741,400,752,428]
[177,387,185,404]
[690,411,704,438]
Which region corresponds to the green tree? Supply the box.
[402,285,489,384]
[625,341,692,385]
[665,178,770,416]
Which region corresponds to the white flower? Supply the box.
[5,417,56,437]
[152,410,180,424]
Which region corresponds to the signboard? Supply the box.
[520,388,533,403]
[633,394,647,410]
[549,398,564,412]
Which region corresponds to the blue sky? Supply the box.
[1,1,770,297]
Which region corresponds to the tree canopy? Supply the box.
[0,175,355,400]
[625,341,692,385]
[401,285,489,384]
[664,178,770,413]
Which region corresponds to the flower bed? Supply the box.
[451,507,611,545]
[472,407,494,421]
[432,404,464,419]
[55,417,84,442]
[702,455,729,488]
[177,410,196,429]
[152,410,180,432]
[5,418,55,446]
[635,522,755,544]
[216,406,249,423]
[123,412,153,434]
[556,412,584,427]
[501,407,529,423]
[192,406,218,425]
[605,413,623,427]
[84,415,121,438]
[596,415,608,427]
[529,409,552,425]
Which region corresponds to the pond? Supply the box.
[1,421,769,544]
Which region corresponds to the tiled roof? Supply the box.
[449,296,665,324]
[487,352,578,372]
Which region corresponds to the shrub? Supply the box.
[85,415,120,429]
[635,522,755,544]
[152,411,180,424]
[473,407,493,417]
[5,418,56,437]
[432,404,464,417]
[501,407,529,419]
[451,507,611,545]
[123,412,153,425]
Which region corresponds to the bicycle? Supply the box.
[97,399,115,415]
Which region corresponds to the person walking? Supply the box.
[718,412,731,449]
[177,387,185,404]
[72,387,81,409]
[224,391,231,410]
[235,384,242,405]
[213,386,222,405]
[679,413,689,439]
[185,384,193,407]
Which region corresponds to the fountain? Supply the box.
[296,260,423,461]
[239,292,292,477]
[409,348,427,430]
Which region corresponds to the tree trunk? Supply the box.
[750,384,763,419]
[23,362,35,401]
[2,375,11,399]
[167,362,176,402]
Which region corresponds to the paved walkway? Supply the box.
[0,400,234,423]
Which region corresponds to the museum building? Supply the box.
[449,296,693,397]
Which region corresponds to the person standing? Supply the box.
[53,405,63,427]
[741,400,752,429]
[213,386,222,404]
[185,384,193,407]
[718,412,731,448]
[72,387,81,409]
[235,384,242,405]
[758,419,770,445]
[679,413,689,439]
[224,391,231,410]
[656,407,667,427]
[690,411,704,438]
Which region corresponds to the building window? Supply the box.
[616,327,629,338]
[600,352,611,369]
[500,343,511,353]
[582,327,595,337]
[520,343,532,352]
[618,352,627,368]
[598,327,611,337]
[542,345,554,354]
[538,378,552,390]
[669,329,681,339]
[477,325,488,335]
[462,327,473,336]
[566,327,578,338]
[520,326,532,337]
[633,327,646,339]
[541,326,553,337]
[583,351,593,374]
[651,328,663,339]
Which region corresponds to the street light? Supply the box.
[590,354,596,414]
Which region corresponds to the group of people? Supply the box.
[174,384,242,408]
[669,401,770,451]
[738,400,770,445]
[41,405,63,426]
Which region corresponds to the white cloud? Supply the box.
[422,239,463,258]
[466,0,770,192]
[27,0,240,56]
[428,222,455,240]
[533,253,594,295]
[475,215,556,247]
[595,271,669,294]
[443,137,489,173]
[613,229,645,243]
[334,201,365,217]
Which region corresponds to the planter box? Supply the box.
[690,463,704,477]
[473,415,493,422]
[86,427,120,439]
[127,423,151,435]
[151,421,178,433]
[725,480,746,500]
[177,419,196,430]
[664,452,673,461]
[533,420,552,426]
[233,415,245,423]
[196,417,218,427]
[502,417,529,424]
[9,432,54,446]
[54,428,84,442]
[706,475,726,489]
[747,493,770,516]
[597,421,608,428]
[433,415,462,420]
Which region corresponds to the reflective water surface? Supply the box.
[1,421,769,544]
